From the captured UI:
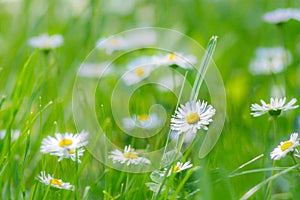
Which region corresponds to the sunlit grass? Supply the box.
[1,0,300,199]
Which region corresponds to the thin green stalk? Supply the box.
[272,116,278,146]
[162,71,188,159]
[229,154,264,175]
[267,117,278,200]
[75,149,80,200]
[190,36,218,101]
[266,160,276,200]
[240,164,300,200]
[290,154,300,172]
[125,172,130,198]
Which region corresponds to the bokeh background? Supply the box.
[1,0,300,199]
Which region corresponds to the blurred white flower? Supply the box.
[37,171,74,191]
[78,62,112,78]
[262,8,300,24]
[170,130,195,143]
[40,131,89,163]
[103,0,136,15]
[28,33,63,50]
[96,30,156,54]
[153,53,197,69]
[270,133,299,160]
[122,113,162,130]
[249,47,291,75]
[109,145,151,166]
[122,58,157,85]
[96,36,129,54]
[171,100,216,140]
[270,85,285,98]
[157,73,184,91]
[0,129,20,142]
[250,97,298,117]
[159,161,193,177]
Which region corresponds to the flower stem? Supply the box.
[267,160,276,200]
[267,117,278,199]
[291,154,300,172]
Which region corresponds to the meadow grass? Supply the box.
[1,0,300,199]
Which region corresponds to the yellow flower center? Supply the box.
[280,141,293,151]
[50,179,63,187]
[135,67,145,77]
[109,39,120,45]
[58,139,73,147]
[186,113,200,124]
[137,114,149,121]
[69,149,75,154]
[123,152,138,159]
[168,53,177,61]
[173,166,181,172]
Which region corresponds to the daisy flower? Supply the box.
[77,62,112,78]
[160,161,193,177]
[122,113,162,130]
[96,36,129,54]
[37,171,74,191]
[170,100,216,137]
[270,133,300,160]
[262,8,300,24]
[122,57,157,85]
[40,131,89,163]
[28,33,63,51]
[153,52,197,69]
[0,129,20,142]
[96,30,156,54]
[104,0,136,15]
[157,73,184,91]
[250,97,298,117]
[249,47,291,75]
[109,145,151,166]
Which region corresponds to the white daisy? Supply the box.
[104,0,136,15]
[122,113,161,130]
[170,100,216,138]
[109,145,151,166]
[37,171,74,191]
[262,8,300,24]
[40,131,89,163]
[249,47,291,75]
[0,129,20,142]
[160,161,193,177]
[122,64,155,85]
[96,30,156,54]
[250,97,298,117]
[28,33,63,51]
[157,73,184,91]
[77,62,112,78]
[270,133,300,160]
[153,53,197,69]
[96,36,129,54]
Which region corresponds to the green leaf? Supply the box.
[146,182,164,193]
[240,164,300,200]
[161,150,180,167]
[150,171,164,184]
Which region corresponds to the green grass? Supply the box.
[1,0,300,199]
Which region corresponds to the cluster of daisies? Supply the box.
[248,7,300,162]
[38,131,89,191]
[28,31,218,194]
[251,97,300,160]
[248,8,300,76]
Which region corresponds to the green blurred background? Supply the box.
[1,0,300,199]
